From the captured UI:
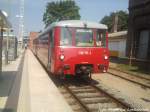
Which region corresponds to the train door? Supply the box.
[137,30,149,59]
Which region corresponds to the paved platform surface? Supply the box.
[0,50,73,112]
[0,51,23,112]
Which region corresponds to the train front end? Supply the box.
[54,21,109,76]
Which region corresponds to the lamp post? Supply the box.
[0,20,3,76]
[16,15,24,54]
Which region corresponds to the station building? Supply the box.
[2,32,17,62]
[127,0,150,67]
[0,10,12,72]
[108,31,127,58]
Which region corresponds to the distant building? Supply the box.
[108,31,127,57]
[29,32,39,50]
[127,0,150,61]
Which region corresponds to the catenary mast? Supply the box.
[18,0,24,47]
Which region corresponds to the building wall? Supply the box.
[109,39,126,57]
[29,32,39,50]
[127,0,150,59]
[127,0,150,69]
[129,0,145,7]
[119,39,126,57]
[2,36,17,63]
[108,32,127,58]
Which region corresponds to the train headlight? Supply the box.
[60,54,65,61]
[104,55,108,60]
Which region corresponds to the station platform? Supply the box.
[0,50,73,112]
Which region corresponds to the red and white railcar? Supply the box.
[33,20,109,77]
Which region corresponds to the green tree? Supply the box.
[100,10,129,32]
[43,0,80,27]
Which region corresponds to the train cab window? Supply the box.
[60,27,72,46]
[75,29,94,47]
[96,30,106,47]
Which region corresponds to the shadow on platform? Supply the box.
[0,71,17,97]
[0,54,25,112]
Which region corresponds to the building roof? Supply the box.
[108,31,127,38]
[29,32,39,37]
[0,10,11,28]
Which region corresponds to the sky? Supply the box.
[0,0,129,36]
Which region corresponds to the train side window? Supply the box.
[60,27,72,46]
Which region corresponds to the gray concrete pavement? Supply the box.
[0,51,23,112]
[0,50,73,112]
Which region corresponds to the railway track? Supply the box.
[108,68,150,89]
[59,78,134,112]
[109,67,150,81]
[33,52,143,112]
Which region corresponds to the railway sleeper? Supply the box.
[72,89,97,93]
[69,86,92,90]
[77,95,103,99]
[81,97,111,104]
[76,93,102,98]
[87,103,119,112]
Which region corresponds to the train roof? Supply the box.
[52,20,107,29]
[39,20,107,36]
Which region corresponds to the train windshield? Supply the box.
[60,27,106,47]
[75,29,94,47]
[96,29,106,47]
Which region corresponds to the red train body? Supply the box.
[33,20,109,77]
